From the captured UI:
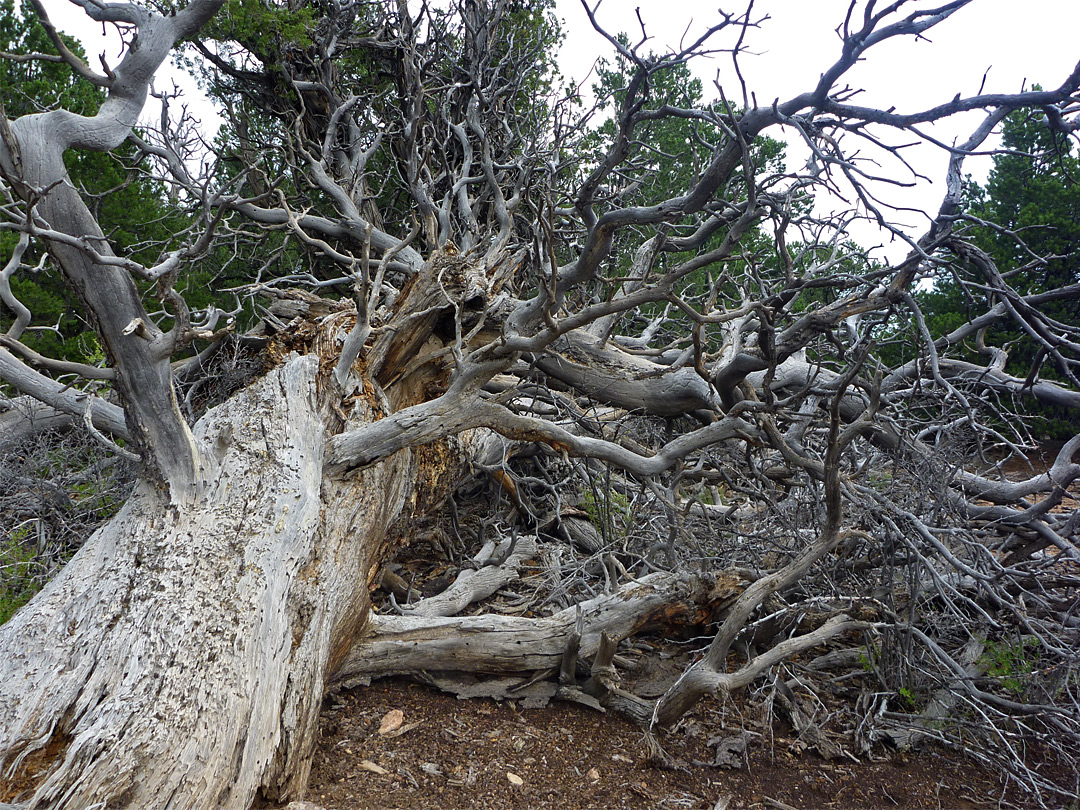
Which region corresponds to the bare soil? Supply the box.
[303,679,1040,810]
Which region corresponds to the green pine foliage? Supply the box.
[969,109,1080,297]
[0,0,101,119]
[912,105,1080,437]
[0,0,194,366]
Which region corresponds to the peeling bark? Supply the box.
[0,356,421,809]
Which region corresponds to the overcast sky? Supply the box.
[38,0,1080,259]
[553,1,1080,256]
[556,1,1080,104]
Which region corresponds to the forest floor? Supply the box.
[302,676,1054,810]
[296,441,1077,810]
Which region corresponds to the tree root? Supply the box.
[332,570,748,687]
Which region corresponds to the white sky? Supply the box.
[37,0,1080,260]
[553,0,1080,258]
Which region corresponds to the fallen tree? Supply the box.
[2,1,1079,807]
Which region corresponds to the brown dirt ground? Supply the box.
[302,678,1045,810]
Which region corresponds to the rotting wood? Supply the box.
[333,570,748,684]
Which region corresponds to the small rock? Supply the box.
[586,767,600,781]
[506,771,524,786]
[358,760,388,775]
[378,709,404,735]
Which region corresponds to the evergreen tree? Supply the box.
[969,108,1080,297]
[916,107,1080,436]
[0,0,183,364]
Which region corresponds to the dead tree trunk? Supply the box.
[0,354,438,807]
[0,229,521,807]
[336,570,746,683]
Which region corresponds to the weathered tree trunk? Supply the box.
[0,233,518,809]
[0,0,226,500]
[0,354,453,809]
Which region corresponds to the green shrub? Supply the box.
[0,524,39,624]
[980,636,1040,697]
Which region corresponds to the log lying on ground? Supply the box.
[396,534,539,618]
[332,570,748,684]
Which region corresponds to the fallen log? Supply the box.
[332,570,748,685]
